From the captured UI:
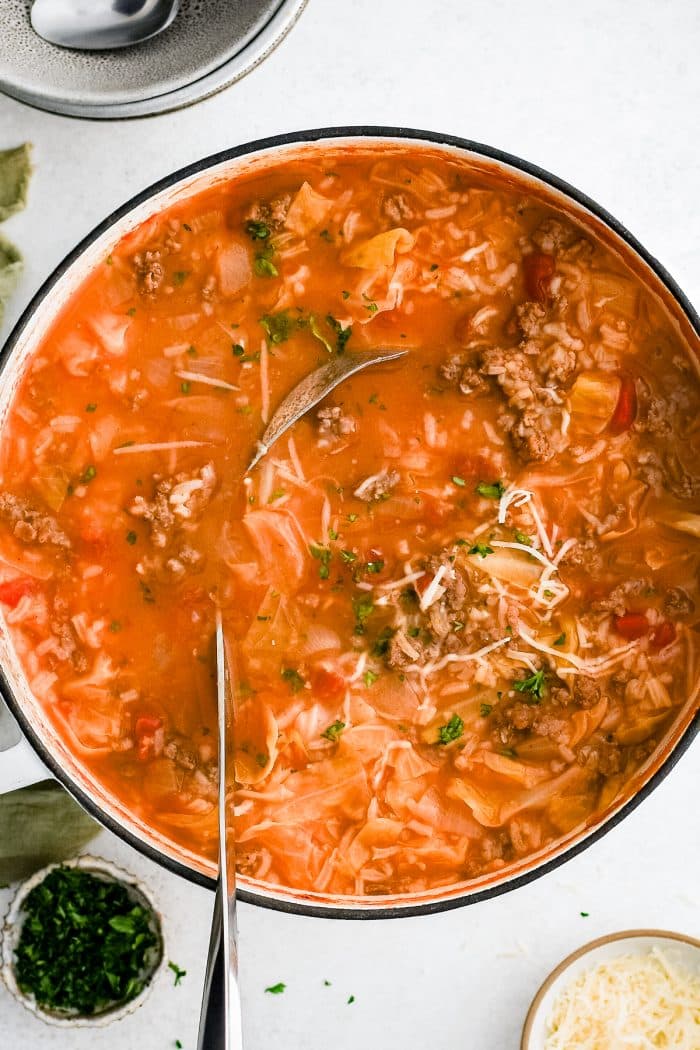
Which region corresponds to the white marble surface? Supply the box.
[0,1,698,1047]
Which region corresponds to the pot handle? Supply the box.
[0,733,49,795]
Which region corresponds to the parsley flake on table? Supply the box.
[265,982,286,995]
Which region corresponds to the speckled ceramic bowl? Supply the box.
[0,0,308,119]
[1,855,165,1027]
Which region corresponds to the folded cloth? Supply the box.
[0,143,32,325]
[0,780,100,884]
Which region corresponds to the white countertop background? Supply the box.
[0,1,698,1047]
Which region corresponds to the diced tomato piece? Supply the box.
[613,611,649,640]
[523,252,555,303]
[135,715,163,736]
[650,620,676,651]
[609,373,637,433]
[414,573,432,597]
[310,667,346,701]
[0,577,35,608]
[137,737,153,762]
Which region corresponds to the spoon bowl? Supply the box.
[31,0,179,51]
[247,347,408,471]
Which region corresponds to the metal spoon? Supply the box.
[247,347,408,472]
[198,613,243,1050]
[30,0,179,50]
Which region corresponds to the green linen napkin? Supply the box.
[0,143,32,326]
[0,780,100,884]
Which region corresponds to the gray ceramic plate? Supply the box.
[0,0,307,118]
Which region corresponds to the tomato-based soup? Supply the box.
[1,149,699,897]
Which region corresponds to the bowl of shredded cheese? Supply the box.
[521,929,700,1050]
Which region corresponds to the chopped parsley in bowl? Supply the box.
[1,857,164,1025]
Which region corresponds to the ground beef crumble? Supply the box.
[317,405,357,438]
[0,493,70,549]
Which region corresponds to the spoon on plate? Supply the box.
[246,346,408,471]
[30,0,179,50]
[197,613,243,1050]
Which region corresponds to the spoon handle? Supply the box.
[197,887,243,1050]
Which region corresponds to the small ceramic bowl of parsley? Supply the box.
[1,855,164,1026]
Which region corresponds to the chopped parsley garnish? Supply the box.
[475,480,506,500]
[364,559,384,574]
[182,222,192,232]
[172,270,189,286]
[168,962,187,986]
[480,703,493,717]
[265,982,286,995]
[319,228,333,242]
[140,581,155,604]
[126,307,137,317]
[341,290,350,300]
[79,465,97,484]
[186,345,197,355]
[12,866,160,1016]
[245,220,271,241]
[372,625,395,655]
[513,668,546,700]
[363,670,379,686]
[232,344,245,356]
[321,720,345,742]
[408,626,421,637]
[437,714,464,745]
[580,911,589,918]
[260,311,293,344]
[180,381,191,394]
[109,621,122,633]
[175,1042,183,1049]
[430,263,439,271]
[347,513,358,523]
[268,489,285,503]
[85,403,97,412]
[514,529,532,546]
[326,314,352,353]
[553,632,566,647]
[469,542,493,558]
[353,596,374,635]
[253,242,278,278]
[362,293,378,314]
[451,475,466,487]
[328,528,338,540]
[310,543,332,579]
[500,747,517,758]
[323,979,332,986]
[340,549,357,563]
[347,995,356,1005]
[126,530,137,545]
[281,668,305,693]
[452,620,464,632]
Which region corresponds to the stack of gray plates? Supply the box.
[0,0,307,118]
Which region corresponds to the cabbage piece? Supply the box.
[273,754,370,823]
[591,272,638,319]
[662,511,700,538]
[215,241,251,296]
[242,508,309,592]
[569,371,621,434]
[477,750,551,788]
[234,699,279,785]
[285,182,333,235]
[346,817,404,872]
[343,227,415,269]
[32,466,71,513]
[463,547,541,589]
[567,697,608,747]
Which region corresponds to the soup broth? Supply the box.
[1,149,698,897]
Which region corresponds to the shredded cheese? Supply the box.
[112,440,210,455]
[174,370,238,392]
[545,948,700,1049]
